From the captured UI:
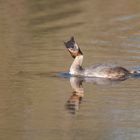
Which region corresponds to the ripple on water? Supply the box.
[113,14,140,22]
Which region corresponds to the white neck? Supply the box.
[70,55,84,75]
[70,77,84,93]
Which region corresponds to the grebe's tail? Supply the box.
[130,70,140,74]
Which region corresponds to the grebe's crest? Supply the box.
[64,37,83,58]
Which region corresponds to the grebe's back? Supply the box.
[84,64,130,79]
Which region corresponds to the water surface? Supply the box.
[0,0,140,140]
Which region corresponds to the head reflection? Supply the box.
[66,76,127,114]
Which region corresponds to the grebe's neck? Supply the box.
[70,55,84,75]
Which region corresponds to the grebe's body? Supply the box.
[64,37,135,80]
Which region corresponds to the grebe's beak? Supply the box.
[64,37,83,58]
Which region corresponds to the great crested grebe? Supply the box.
[64,37,137,80]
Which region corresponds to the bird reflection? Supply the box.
[66,77,84,114]
[66,76,127,114]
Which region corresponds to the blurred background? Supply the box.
[0,0,140,140]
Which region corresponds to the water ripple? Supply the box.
[113,14,140,21]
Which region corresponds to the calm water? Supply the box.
[0,0,140,140]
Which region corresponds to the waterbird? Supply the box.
[64,37,138,80]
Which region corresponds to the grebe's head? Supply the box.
[64,37,83,58]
